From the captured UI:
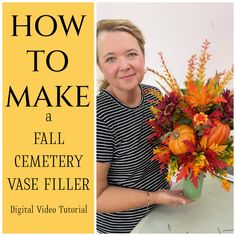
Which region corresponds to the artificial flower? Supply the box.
[147,39,233,191]
[193,112,208,125]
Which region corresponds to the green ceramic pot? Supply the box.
[183,172,204,201]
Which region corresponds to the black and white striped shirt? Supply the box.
[96,84,169,233]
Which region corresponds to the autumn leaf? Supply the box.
[209,110,223,119]
[182,140,197,153]
[208,143,227,154]
[182,107,196,119]
[191,174,200,188]
[205,150,228,169]
[176,165,190,182]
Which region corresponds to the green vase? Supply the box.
[183,172,204,201]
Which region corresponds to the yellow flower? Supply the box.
[226,158,233,166]
[150,106,159,115]
[153,146,169,155]
[193,112,208,125]
[221,179,231,192]
[197,154,208,167]
[192,154,209,176]
[198,155,206,166]
[168,160,178,175]
[199,136,207,149]
[166,173,171,182]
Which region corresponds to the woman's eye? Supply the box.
[105,57,116,63]
[128,52,137,57]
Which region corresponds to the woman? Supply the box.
[96,19,190,234]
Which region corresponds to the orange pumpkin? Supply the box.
[203,119,230,147]
[168,125,196,155]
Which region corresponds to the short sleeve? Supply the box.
[96,115,114,163]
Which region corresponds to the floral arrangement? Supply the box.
[147,39,234,191]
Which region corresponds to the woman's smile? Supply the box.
[118,73,136,80]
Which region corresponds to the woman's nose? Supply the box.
[118,57,130,71]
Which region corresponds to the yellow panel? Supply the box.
[2,2,94,233]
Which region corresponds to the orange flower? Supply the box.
[193,112,208,125]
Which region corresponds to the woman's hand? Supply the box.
[150,189,192,206]
[97,162,191,212]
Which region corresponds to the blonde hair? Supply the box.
[97,19,145,91]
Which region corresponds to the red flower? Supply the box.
[221,89,233,121]
[154,91,180,127]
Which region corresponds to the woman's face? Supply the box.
[97,31,145,92]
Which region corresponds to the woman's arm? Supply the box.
[97,162,191,213]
